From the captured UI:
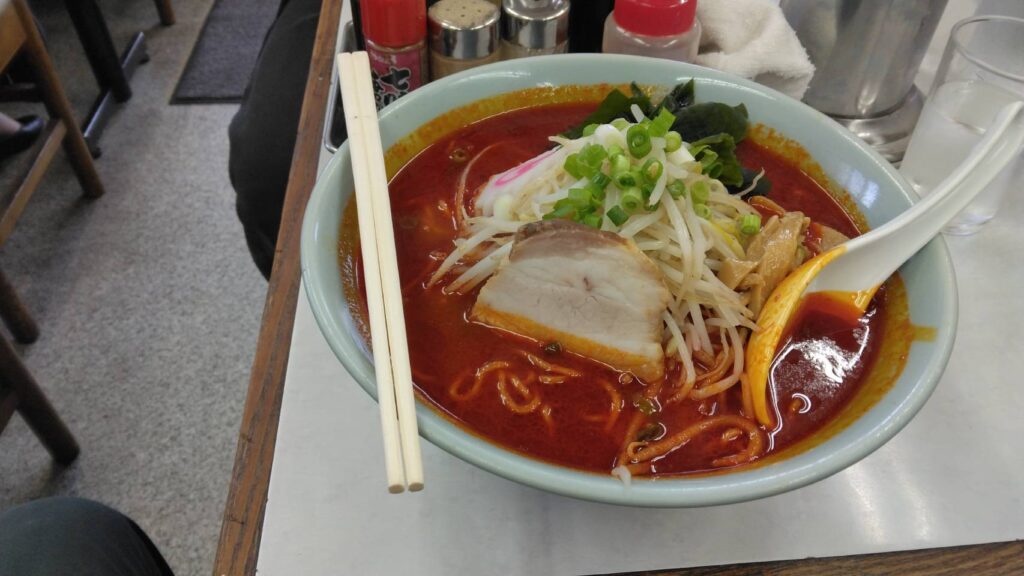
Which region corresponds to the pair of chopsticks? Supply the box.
[336,51,423,493]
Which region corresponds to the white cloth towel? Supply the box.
[695,0,815,100]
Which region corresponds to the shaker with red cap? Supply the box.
[361,0,429,108]
[602,0,701,63]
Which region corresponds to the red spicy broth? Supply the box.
[344,103,898,476]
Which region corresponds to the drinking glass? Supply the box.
[900,15,1024,235]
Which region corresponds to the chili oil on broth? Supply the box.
[733,128,913,468]
[337,87,913,477]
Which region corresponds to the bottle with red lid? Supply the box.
[361,0,429,108]
[602,0,701,63]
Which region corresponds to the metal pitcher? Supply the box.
[780,0,949,161]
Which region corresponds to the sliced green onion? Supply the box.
[665,131,682,153]
[544,199,575,220]
[611,118,630,130]
[667,179,686,199]
[641,158,663,184]
[691,180,710,204]
[610,154,630,175]
[571,144,605,179]
[640,184,658,211]
[567,187,592,208]
[582,123,599,137]
[607,205,629,226]
[633,169,647,189]
[582,212,603,228]
[579,143,608,167]
[543,341,562,355]
[591,171,611,190]
[698,149,719,170]
[636,422,663,441]
[635,397,658,416]
[607,144,625,158]
[740,213,762,235]
[650,107,676,137]
[614,170,638,189]
[621,188,643,211]
[563,154,584,179]
[695,203,712,219]
[574,205,596,224]
[627,124,652,158]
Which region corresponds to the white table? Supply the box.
[255,2,1024,573]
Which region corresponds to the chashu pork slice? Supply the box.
[471,220,671,382]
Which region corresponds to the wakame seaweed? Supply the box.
[689,133,744,188]
[672,102,749,143]
[655,79,695,116]
[562,82,655,139]
[629,83,655,117]
[562,80,764,192]
[564,80,746,142]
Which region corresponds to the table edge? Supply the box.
[211,0,342,574]
[620,540,1024,575]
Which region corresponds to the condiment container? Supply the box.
[361,0,429,108]
[602,0,701,63]
[501,0,570,59]
[428,0,501,80]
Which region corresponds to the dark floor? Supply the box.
[0,0,267,573]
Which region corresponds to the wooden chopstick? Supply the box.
[336,52,424,492]
[350,52,424,491]
[336,53,405,493]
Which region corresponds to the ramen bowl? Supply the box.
[300,54,956,507]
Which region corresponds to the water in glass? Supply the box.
[900,80,1024,235]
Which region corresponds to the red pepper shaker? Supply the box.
[361,0,429,109]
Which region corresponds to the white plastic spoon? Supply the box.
[746,101,1024,427]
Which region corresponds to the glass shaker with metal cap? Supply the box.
[501,0,570,59]
[428,0,502,80]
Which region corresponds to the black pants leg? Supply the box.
[0,497,174,576]
[228,0,324,279]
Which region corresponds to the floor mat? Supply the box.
[171,0,279,103]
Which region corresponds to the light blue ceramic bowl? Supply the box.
[301,55,956,507]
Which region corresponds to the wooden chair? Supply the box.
[0,319,79,465]
[0,0,100,465]
[1,0,105,219]
[154,0,176,26]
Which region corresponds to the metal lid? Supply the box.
[502,0,570,50]
[428,0,501,60]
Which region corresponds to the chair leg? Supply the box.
[0,266,39,344]
[154,0,175,26]
[0,333,80,465]
[14,0,105,199]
